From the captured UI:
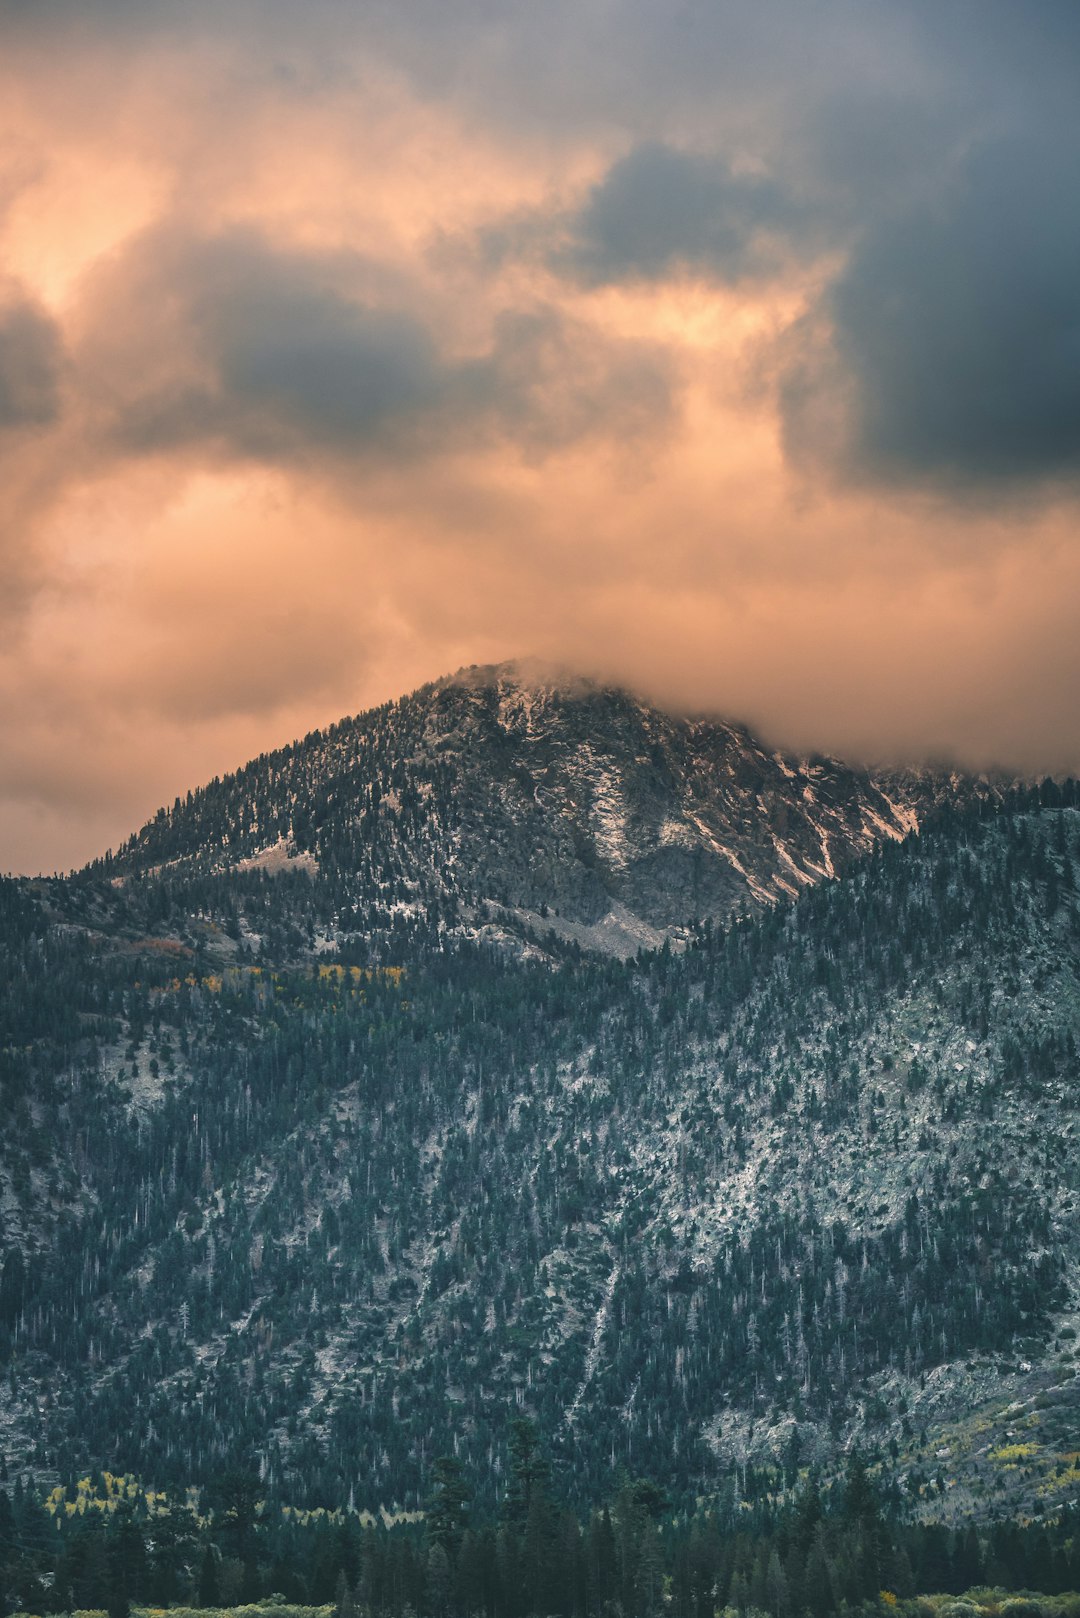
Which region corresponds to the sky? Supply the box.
[2,1,1079,873]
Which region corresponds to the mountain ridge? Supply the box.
[1,665,1077,1528]
[102,660,1006,956]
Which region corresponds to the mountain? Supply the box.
[1,665,1077,1530]
[107,661,994,955]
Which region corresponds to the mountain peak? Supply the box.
[438,656,602,695]
[109,663,1002,955]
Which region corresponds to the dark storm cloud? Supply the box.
[4,0,1080,500]
[104,234,443,459]
[557,143,805,285]
[916,0,1080,94]
[211,280,439,452]
[0,294,63,432]
[780,126,1080,490]
[797,91,966,224]
[97,230,673,466]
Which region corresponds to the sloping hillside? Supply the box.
[2,785,1078,1521]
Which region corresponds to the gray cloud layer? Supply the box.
[0,293,62,431]
[558,144,805,285]
[89,230,673,467]
[4,0,1079,504]
[449,0,1080,494]
[780,127,1080,490]
[534,28,1080,493]
[100,235,445,459]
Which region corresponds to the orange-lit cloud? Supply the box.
[1,1,1079,873]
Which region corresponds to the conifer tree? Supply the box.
[427,1455,471,1563]
[198,1543,220,1607]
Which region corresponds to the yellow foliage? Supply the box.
[316,963,405,987]
[989,1442,1038,1462]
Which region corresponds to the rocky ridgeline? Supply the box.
[109,661,1001,954]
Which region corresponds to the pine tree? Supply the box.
[804,1531,833,1618]
[766,1548,789,1618]
[198,1543,220,1607]
[427,1544,452,1618]
[504,1419,548,1529]
[426,1455,471,1563]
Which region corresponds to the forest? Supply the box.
[1,789,1080,1514]
[1,1430,1079,1618]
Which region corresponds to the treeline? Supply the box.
[2,1436,1080,1618]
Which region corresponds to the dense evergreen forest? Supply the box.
[2,785,1079,1522]
[1,1432,1079,1618]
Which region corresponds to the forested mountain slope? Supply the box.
[104,663,998,954]
[2,780,1079,1524]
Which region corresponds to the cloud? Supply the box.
[86,228,673,466]
[458,306,674,453]
[0,290,63,431]
[556,143,806,286]
[204,273,440,454]
[779,127,1080,491]
[0,289,69,630]
[94,233,443,459]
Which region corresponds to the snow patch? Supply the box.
[235,836,318,876]
[877,790,920,836]
[582,753,632,869]
[658,817,696,848]
[565,1265,620,1427]
[772,837,816,887]
[510,901,667,959]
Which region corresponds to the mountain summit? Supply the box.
[111,660,991,955]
